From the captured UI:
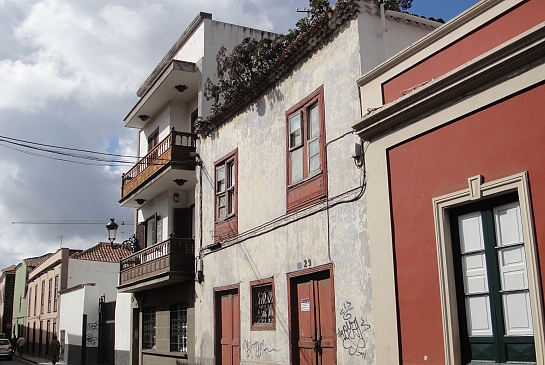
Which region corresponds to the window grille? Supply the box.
[142,307,156,350]
[252,284,274,325]
[170,304,188,352]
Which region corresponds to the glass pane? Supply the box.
[216,166,225,193]
[502,291,533,335]
[290,148,303,183]
[227,161,235,188]
[308,139,320,173]
[466,295,493,336]
[290,114,302,147]
[494,202,523,247]
[308,103,319,138]
[462,252,489,295]
[227,190,234,215]
[218,196,226,219]
[458,211,485,253]
[497,246,529,291]
[252,284,274,324]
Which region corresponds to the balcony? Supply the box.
[120,130,198,207]
[118,237,195,293]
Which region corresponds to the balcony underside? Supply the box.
[118,238,195,293]
[125,60,200,129]
[120,164,196,208]
[118,270,194,293]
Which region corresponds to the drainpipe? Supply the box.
[380,0,388,61]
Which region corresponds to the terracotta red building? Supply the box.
[353,0,545,364]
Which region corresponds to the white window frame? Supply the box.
[432,171,544,365]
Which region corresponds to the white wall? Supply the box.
[114,293,132,353]
[67,259,120,302]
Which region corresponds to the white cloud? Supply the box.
[0,0,312,270]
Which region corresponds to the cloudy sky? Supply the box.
[0,0,479,270]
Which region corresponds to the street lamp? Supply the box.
[106,218,139,251]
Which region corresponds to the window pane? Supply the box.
[216,166,225,193]
[290,148,303,183]
[252,284,274,325]
[308,103,319,138]
[218,195,226,219]
[308,139,320,173]
[143,308,156,350]
[227,161,235,188]
[290,114,302,148]
[170,304,188,352]
[227,190,234,215]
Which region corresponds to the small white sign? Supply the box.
[301,298,310,312]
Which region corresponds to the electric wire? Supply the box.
[0,134,195,168]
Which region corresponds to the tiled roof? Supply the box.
[1,264,16,273]
[23,253,54,269]
[199,0,442,136]
[70,242,132,262]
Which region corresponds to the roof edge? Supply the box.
[137,12,212,98]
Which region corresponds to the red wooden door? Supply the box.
[217,290,240,365]
[292,270,336,365]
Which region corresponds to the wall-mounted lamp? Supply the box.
[173,193,180,202]
[173,179,187,186]
[105,218,139,251]
[138,115,150,121]
[135,198,146,205]
[174,84,188,92]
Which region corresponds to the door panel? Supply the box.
[217,290,240,365]
[291,269,336,365]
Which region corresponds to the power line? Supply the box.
[12,220,134,225]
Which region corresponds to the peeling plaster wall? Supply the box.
[196,16,372,365]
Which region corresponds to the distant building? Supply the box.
[26,243,130,362]
[0,265,16,338]
[58,243,130,365]
[11,253,53,339]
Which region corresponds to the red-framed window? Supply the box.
[214,149,238,242]
[286,86,327,212]
[250,277,275,331]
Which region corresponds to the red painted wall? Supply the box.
[382,0,545,104]
[387,83,545,364]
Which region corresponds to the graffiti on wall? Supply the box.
[86,321,99,346]
[243,339,278,359]
[337,301,370,358]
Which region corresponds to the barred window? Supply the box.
[170,304,188,352]
[142,307,156,350]
[250,278,275,330]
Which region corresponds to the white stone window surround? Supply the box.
[432,171,544,365]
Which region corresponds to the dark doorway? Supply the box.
[99,301,116,364]
[173,208,192,238]
[132,308,139,365]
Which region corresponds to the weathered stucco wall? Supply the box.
[195,15,373,365]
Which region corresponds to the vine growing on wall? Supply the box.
[203,0,332,114]
[200,0,419,131]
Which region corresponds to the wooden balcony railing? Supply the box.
[119,237,195,291]
[121,130,197,199]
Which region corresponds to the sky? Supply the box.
[0,0,480,270]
